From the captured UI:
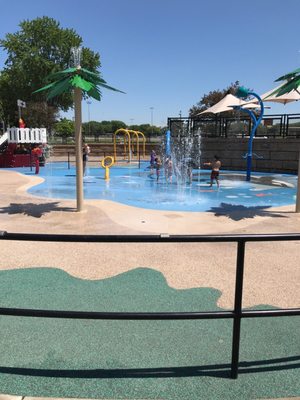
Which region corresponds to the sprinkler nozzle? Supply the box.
[236,86,250,99]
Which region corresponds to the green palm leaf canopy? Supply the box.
[33,66,125,101]
[275,67,300,82]
[270,67,300,98]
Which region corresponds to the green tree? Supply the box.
[101,120,113,133]
[111,120,127,133]
[82,121,104,138]
[22,102,58,130]
[189,81,240,117]
[54,118,74,142]
[138,124,152,134]
[128,124,140,131]
[0,16,100,125]
[91,121,104,135]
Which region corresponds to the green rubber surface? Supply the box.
[0,267,299,399]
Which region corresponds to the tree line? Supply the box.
[0,16,241,138]
[54,118,163,141]
[0,17,100,130]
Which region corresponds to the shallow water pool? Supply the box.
[14,162,298,212]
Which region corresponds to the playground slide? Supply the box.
[0,132,8,147]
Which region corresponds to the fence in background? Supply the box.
[168,114,300,138]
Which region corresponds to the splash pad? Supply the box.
[16,162,297,212]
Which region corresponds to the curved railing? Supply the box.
[0,230,299,380]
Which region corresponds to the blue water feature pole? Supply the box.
[236,86,264,181]
[165,129,171,157]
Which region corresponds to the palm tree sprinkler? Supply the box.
[269,68,300,212]
[269,67,300,97]
[34,47,124,211]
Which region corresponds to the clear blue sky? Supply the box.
[1,0,300,126]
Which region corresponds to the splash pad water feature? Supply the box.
[7,89,298,213]
[4,106,298,212]
[164,120,202,185]
[17,162,297,212]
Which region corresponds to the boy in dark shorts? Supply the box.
[204,155,221,188]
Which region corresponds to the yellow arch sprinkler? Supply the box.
[128,130,140,159]
[137,131,146,158]
[114,129,131,162]
[113,128,146,162]
[101,156,115,180]
[127,130,146,159]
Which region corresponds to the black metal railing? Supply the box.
[0,230,299,379]
[168,114,300,138]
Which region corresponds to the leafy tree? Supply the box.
[82,121,104,137]
[0,99,4,123]
[92,121,105,139]
[54,118,74,142]
[189,81,240,117]
[138,124,152,134]
[101,120,113,133]
[22,102,58,130]
[96,123,105,136]
[111,120,127,133]
[128,124,140,131]
[0,16,100,125]
[137,123,161,135]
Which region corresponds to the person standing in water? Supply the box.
[150,150,156,175]
[203,155,221,187]
[83,143,91,176]
[164,156,173,183]
[31,144,43,174]
[154,156,162,182]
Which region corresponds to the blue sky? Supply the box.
[1,0,300,126]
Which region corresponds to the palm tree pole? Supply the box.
[33,51,124,212]
[269,68,300,212]
[74,85,83,211]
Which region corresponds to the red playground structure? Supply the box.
[0,127,47,169]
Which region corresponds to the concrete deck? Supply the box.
[1,169,299,309]
[0,169,299,399]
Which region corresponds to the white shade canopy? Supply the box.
[260,84,300,104]
[198,94,260,115]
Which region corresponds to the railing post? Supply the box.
[295,151,300,213]
[29,149,32,172]
[231,239,246,379]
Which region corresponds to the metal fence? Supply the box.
[0,230,299,379]
[168,114,300,138]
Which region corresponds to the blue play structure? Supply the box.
[235,86,265,181]
[165,129,171,156]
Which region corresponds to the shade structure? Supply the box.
[260,84,300,104]
[198,94,260,115]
